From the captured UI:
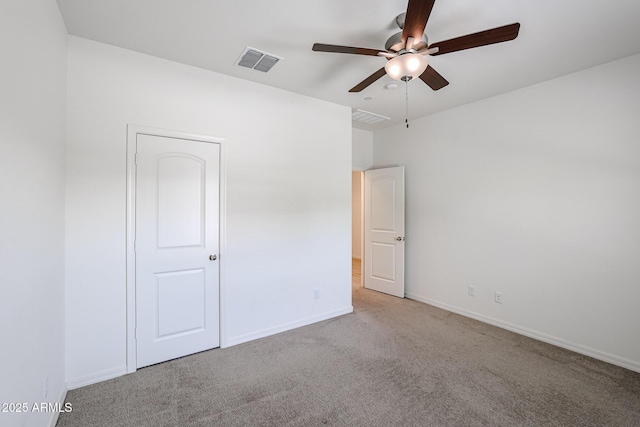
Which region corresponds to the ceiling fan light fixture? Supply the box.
[384,53,428,82]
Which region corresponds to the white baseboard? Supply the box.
[405,293,640,374]
[65,365,127,390]
[66,307,354,388]
[225,306,354,348]
[47,384,67,427]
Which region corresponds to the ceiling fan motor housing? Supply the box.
[385,32,428,52]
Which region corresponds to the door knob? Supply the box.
[209,254,217,261]
[396,237,403,241]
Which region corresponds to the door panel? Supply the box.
[157,155,205,248]
[136,134,220,368]
[155,268,206,338]
[371,243,396,281]
[371,177,396,231]
[364,167,405,298]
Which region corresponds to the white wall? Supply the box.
[65,37,353,387]
[352,171,363,259]
[373,53,640,372]
[352,128,373,171]
[0,1,67,426]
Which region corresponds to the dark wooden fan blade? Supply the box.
[313,43,386,57]
[402,0,436,44]
[419,65,449,91]
[430,23,520,56]
[349,67,387,92]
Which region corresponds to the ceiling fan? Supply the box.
[312,0,520,93]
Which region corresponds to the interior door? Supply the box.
[363,166,405,298]
[135,134,220,368]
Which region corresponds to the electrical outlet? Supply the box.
[44,377,49,399]
[468,285,475,296]
[313,288,320,299]
[495,292,503,304]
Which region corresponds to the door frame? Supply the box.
[125,124,227,373]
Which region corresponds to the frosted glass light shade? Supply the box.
[384,53,429,81]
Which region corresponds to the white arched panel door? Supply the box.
[364,167,405,298]
[135,134,220,368]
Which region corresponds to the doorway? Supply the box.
[352,171,364,288]
[353,167,406,297]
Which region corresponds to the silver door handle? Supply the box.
[209,254,217,261]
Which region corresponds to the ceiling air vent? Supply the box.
[235,47,282,73]
[352,109,390,125]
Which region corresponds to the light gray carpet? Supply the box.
[57,279,640,426]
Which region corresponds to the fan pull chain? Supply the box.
[405,79,409,129]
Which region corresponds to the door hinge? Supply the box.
[133,241,136,252]
[134,327,137,339]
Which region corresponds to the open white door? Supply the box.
[135,134,220,368]
[363,166,405,298]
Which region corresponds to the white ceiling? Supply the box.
[56,0,640,130]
